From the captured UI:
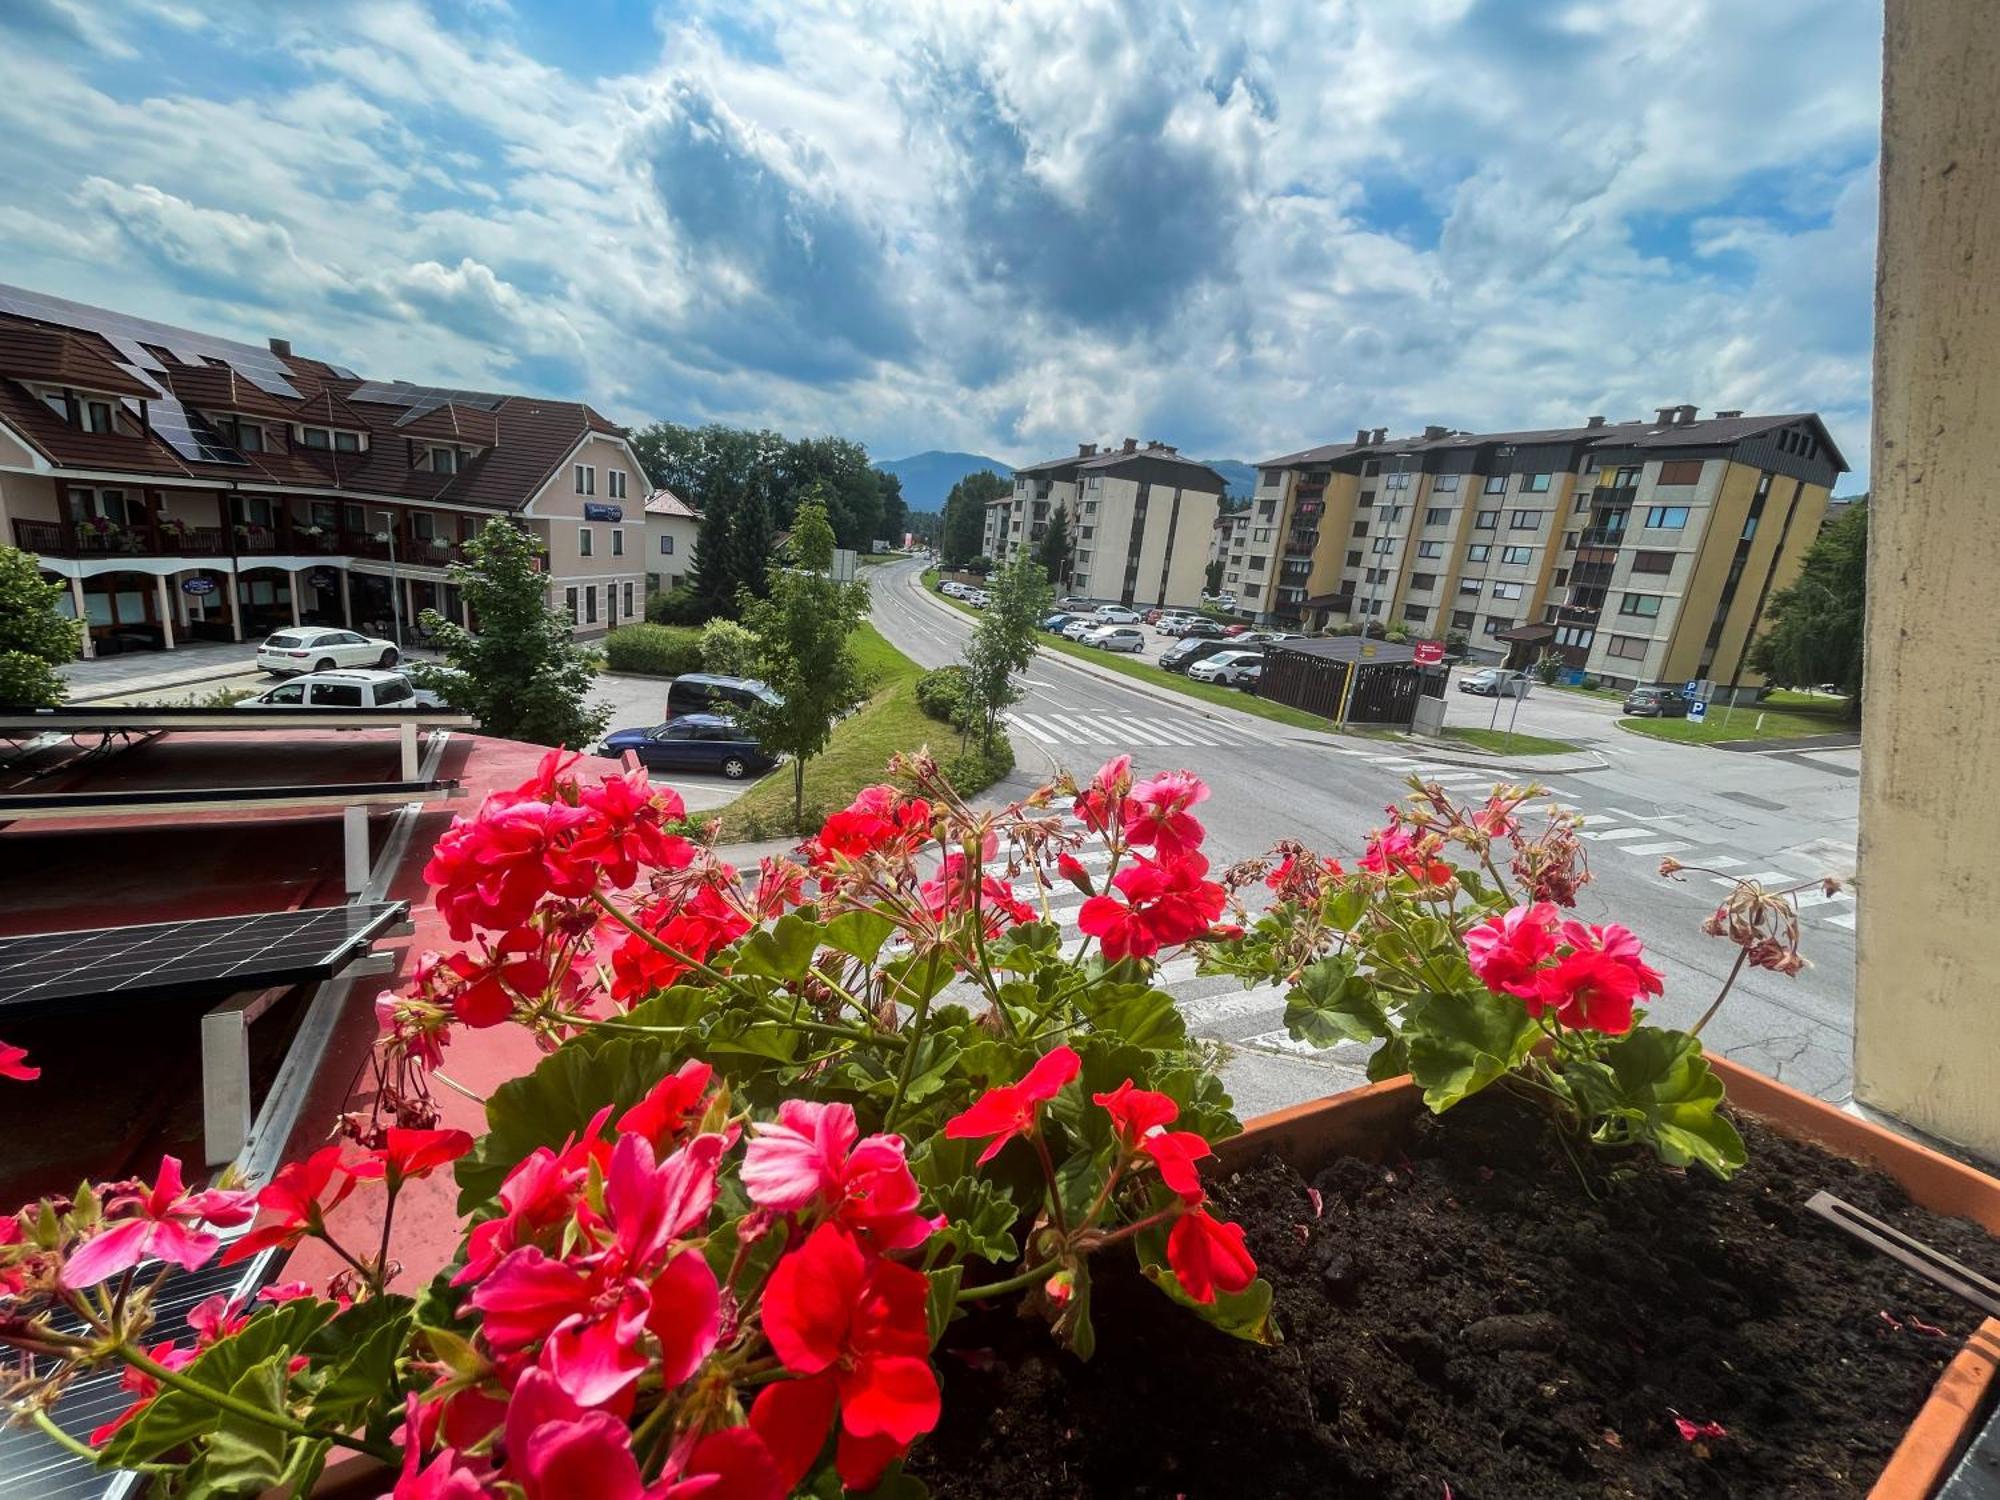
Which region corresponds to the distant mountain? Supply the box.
[1200,458,1258,498]
[875,451,1014,513]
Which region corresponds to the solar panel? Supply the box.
[0,283,302,399]
[0,901,408,1016]
[346,378,510,424]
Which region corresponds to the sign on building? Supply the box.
[1413,639,1445,665]
[583,502,624,523]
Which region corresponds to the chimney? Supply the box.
[1675,404,1699,425]
[268,337,293,358]
[1121,437,1138,454]
[1371,427,1387,444]
[1077,442,1097,457]
[1585,414,1606,428]
[1654,406,1677,427]
[1423,424,1448,440]
[1714,409,1743,419]
[1355,428,1370,446]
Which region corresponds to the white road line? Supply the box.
[1603,807,1658,821]
[1827,911,1857,931]
[1366,755,1422,767]
[1579,826,1650,842]
[1013,713,1071,744]
[1103,715,1175,747]
[1711,871,1796,889]
[1702,855,1746,869]
[1619,840,1693,856]
[1170,721,1227,746]
[1003,713,1056,744]
[1792,886,1853,909]
[1045,713,1110,744]
[1238,1028,1333,1056]
[1068,847,1112,867]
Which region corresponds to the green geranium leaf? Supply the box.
[1366,1033,1410,1083]
[1076,982,1187,1051]
[923,1171,1022,1265]
[1325,884,1370,931]
[925,1264,963,1344]
[1133,1221,1278,1345]
[824,908,896,964]
[1595,1027,1748,1179]
[1284,956,1388,1049]
[197,1357,290,1494]
[988,920,1064,972]
[736,912,824,980]
[1404,988,1538,1111]
[301,1294,415,1432]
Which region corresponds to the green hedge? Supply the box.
[603,623,704,678]
[915,665,969,724]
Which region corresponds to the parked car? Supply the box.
[1187,649,1265,685]
[601,715,777,779]
[1459,668,1531,698]
[1159,638,1237,674]
[1056,595,1092,612]
[1142,608,1164,626]
[1041,612,1077,632]
[1154,612,1199,636]
[1220,623,1253,638]
[257,626,400,676]
[1624,685,1692,718]
[1237,662,1263,690]
[1084,625,1147,652]
[1092,605,1142,624]
[1059,618,1097,641]
[1201,591,1238,610]
[1178,619,1225,640]
[665,673,782,721]
[1236,630,1298,646]
[243,669,435,710]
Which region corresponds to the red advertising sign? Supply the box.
[1413,639,1445,665]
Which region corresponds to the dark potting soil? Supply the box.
[913,1091,1998,1499]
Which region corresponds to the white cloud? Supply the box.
[0,0,1881,483]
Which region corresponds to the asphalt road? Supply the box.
[871,557,1862,1116]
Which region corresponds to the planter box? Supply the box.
[1217,1058,2000,1500]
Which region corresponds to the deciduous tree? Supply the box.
[0,543,81,707]
[1747,499,1867,714]
[961,548,1050,749]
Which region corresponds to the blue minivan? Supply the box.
[601,715,778,779]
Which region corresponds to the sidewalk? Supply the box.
[905,572,1604,777]
[58,641,264,702]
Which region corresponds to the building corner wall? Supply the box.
[1853,0,2000,1159]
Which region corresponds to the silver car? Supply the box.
[1187,649,1264,684]
[1084,625,1147,652]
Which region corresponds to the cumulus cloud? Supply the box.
[0,0,1882,482]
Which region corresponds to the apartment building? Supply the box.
[988,439,1223,608]
[0,283,649,655]
[1256,406,1846,689]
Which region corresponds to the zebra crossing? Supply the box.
[1569,810,1858,931]
[1002,709,1265,749]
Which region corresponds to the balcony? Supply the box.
[1592,484,1638,507]
[1284,531,1319,556]
[14,515,465,567]
[14,517,228,559]
[1577,529,1627,550]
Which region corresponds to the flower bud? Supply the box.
[1056,852,1095,896]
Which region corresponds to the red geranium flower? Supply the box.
[802,785,932,866]
[919,853,1035,935]
[62,1156,257,1289]
[1464,901,1560,1000]
[444,927,551,1029]
[564,766,693,892]
[1077,851,1227,963]
[1166,1208,1258,1304]
[606,886,750,1006]
[349,1127,475,1188]
[1527,921,1663,1035]
[944,1046,1081,1165]
[1091,1078,1178,1148]
[752,1222,940,1492]
[1122,770,1210,857]
[614,1060,714,1151]
[1073,754,1133,839]
[222,1144,360,1265]
[1360,824,1454,886]
[424,796,591,942]
[0,1040,37,1082]
[741,1100,935,1253]
[1140,1130,1213,1204]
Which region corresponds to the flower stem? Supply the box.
[954,1257,1061,1303]
[30,1410,175,1474]
[114,1341,399,1463]
[886,948,943,1129]
[1689,946,1750,1039]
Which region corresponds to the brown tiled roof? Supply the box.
[0,326,156,398]
[0,296,631,511]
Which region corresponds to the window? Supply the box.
[1492,582,1523,600]
[1451,609,1475,630]
[1657,459,1703,486]
[575,464,596,496]
[236,423,264,453]
[84,400,115,434]
[1510,510,1540,530]
[1553,568,1569,586]
[1346,549,1363,567]
[334,431,361,453]
[624,581,635,617]
[1474,511,1498,530]
[1562,531,1578,550]
[611,529,625,557]
[583,587,597,625]
[263,683,305,704]
[1252,528,1272,543]
[1467,544,1491,562]
[1249,555,1266,569]
[1482,618,1511,635]
[1523,473,1552,492]
[1644,506,1690,529]
[1459,579,1482,597]
[1555,626,1595,648]
[1574,491,1592,512]
[1410,572,1437,590]
[1351,521,1368,537]
[1372,537,1394,554]
[302,427,331,450]
[1482,475,1507,494]
[660,534,675,555]
[1433,475,1461,493]
[1631,550,1675,573]
[1260,469,1282,488]
[308,682,364,707]
[1606,635,1648,660]
[1425,506,1451,525]
[1619,593,1663,617]
[1358,491,1375,508]
[1500,546,1532,565]
[608,470,628,500]
[564,587,579,624]
[1403,604,1430,623]
[409,512,436,541]
[1386,472,1412,490]
[1417,540,1444,558]
[428,447,458,475]
[1740,515,1759,540]
[1382,506,1403,522]
[1362,460,1380,477]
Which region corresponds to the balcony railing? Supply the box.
[1577,529,1627,549]
[15,515,465,566]
[1592,484,1638,506]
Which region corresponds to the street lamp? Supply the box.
[373,510,403,648]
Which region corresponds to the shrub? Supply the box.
[602,622,704,677]
[698,617,758,677]
[915,664,970,724]
[939,727,1014,794]
[646,584,705,626]
[1580,673,1602,691]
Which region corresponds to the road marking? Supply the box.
[1579,826,1650,842]
[1701,855,1746,869]
[1003,713,1057,743]
[1711,871,1796,890]
[1171,722,1228,746]
[1826,910,1857,930]
[1238,1028,1338,1057]
[1365,755,1422,767]
[1044,713,1109,744]
[1067,846,1112,867]
[1603,807,1657,821]
[1619,840,1693,856]
[1792,886,1853,909]
[1101,714,1174,746]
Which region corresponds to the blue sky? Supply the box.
[0,0,1880,488]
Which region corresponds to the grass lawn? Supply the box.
[1544,681,1626,702]
[920,575,1340,734]
[716,621,1007,842]
[1617,690,1855,745]
[1436,726,1580,756]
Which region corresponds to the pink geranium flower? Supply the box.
[740,1101,934,1252]
[61,1156,256,1289]
[1465,902,1560,999]
[0,1040,37,1082]
[1122,769,1210,857]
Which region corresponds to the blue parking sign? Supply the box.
[1687,699,1708,723]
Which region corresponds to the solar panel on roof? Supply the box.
[0,283,302,399]
[347,378,509,415]
[143,395,245,465]
[0,901,407,1016]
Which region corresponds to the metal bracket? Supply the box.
[1806,1190,2000,1318]
[200,987,285,1167]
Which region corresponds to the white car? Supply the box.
[258,626,400,675]
[1201,591,1239,610]
[1155,612,1200,635]
[1084,625,1146,652]
[1187,649,1265,685]
[1092,605,1142,624]
[939,580,967,598]
[243,669,442,710]
[966,590,991,608]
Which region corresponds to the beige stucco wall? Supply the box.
[528,433,647,633]
[1853,0,2000,1159]
[645,512,701,590]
